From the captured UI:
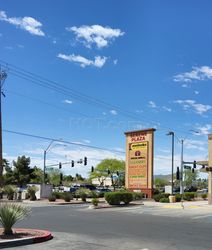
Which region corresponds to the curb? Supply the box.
[0,228,52,248]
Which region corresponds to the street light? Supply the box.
[166,131,174,195]
[177,130,199,194]
[43,140,66,184]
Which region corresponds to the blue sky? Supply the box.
[0,0,211,177]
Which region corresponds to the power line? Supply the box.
[0,60,201,139]
[5,89,91,118]
[0,59,184,133]
[3,129,125,155]
[3,129,182,163]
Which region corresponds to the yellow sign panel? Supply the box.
[128,141,148,189]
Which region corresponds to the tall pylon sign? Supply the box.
[125,128,156,198]
[208,134,212,204]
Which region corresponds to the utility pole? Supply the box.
[0,66,7,187]
[167,131,174,195]
[180,139,184,195]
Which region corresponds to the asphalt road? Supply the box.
[9,204,212,250]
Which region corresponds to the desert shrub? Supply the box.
[120,192,133,204]
[105,192,121,205]
[153,193,169,202]
[105,192,133,205]
[183,192,196,201]
[75,188,90,202]
[159,198,169,203]
[52,192,64,199]
[87,190,97,198]
[48,195,56,202]
[175,194,182,202]
[91,198,99,207]
[27,186,39,201]
[0,203,31,235]
[201,193,207,200]
[63,193,73,202]
[3,185,17,200]
[132,192,143,200]
[153,189,160,195]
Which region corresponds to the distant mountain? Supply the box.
[154,174,172,181]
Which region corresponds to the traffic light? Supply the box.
[84,157,87,166]
[176,167,180,180]
[60,173,63,184]
[107,169,111,175]
[71,160,74,167]
[91,166,94,172]
[59,162,62,169]
[116,171,119,176]
[193,160,197,168]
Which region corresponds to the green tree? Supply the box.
[90,159,125,190]
[184,169,199,187]
[13,156,35,187]
[48,168,61,186]
[3,159,15,185]
[29,167,43,183]
[154,178,168,188]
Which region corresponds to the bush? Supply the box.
[27,186,39,201]
[0,203,31,235]
[105,192,121,205]
[121,192,133,204]
[3,185,17,200]
[63,193,73,202]
[159,198,169,203]
[183,192,196,201]
[48,195,56,202]
[132,192,143,201]
[153,193,169,202]
[75,188,90,202]
[105,192,133,205]
[153,189,160,195]
[201,193,207,200]
[87,190,98,198]
[52,192,64,199]
[91,198,99,207]
[175,194,182,202]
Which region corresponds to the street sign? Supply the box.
[184,165,191,170]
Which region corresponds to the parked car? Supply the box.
[184,186,197,192]
[69,184,96,192]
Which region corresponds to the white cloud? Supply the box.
[184,139,207,151]
[162,106,172,112]
[194,90,199,95]
[174,99,212,115]
[58,53,107,68]
[110,110,118,115]
[148,101,157,108]
[0,10,45,36]
[113,59,118,65]
[66,24,124,48]
[102,112,107,115]
[63,99,73,104]
[195,124,212,136]
[82,139,90,144]
[174,66,212,82]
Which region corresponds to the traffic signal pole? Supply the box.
[0,66,7,187]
